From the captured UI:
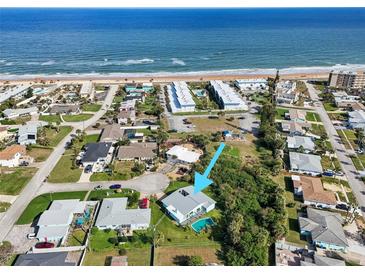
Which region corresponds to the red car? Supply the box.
[35,242,55,249]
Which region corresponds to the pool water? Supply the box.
[191,217,215,233]
[193,89,206,97]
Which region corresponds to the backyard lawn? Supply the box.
[309,124,327,137]
[82,103,101,112]
[39,114,62,124]
[63,114,93,122]
[16,191,87,224]
[67,229,87,246]
[83,248,151,266]
[27,146,53,162]
[275,108,289,120]
[0,167,37,195]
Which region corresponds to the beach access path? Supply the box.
[305,82,365,216]
[0,85,117,242]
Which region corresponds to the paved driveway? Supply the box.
[37,173,170,196]
[5,224,37,253]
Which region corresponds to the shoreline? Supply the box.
[3,63,365,83]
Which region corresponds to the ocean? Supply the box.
[1,8,365,76]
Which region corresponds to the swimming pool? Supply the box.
[193,89,206,97]
[191,217,215,233]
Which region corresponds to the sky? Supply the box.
[1,0,365,8]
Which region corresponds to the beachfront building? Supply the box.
[0,144,33,167]
[161,186,216,225]
[17,124,37,145]
[209,80,248,110]
[292,175,337,208]
[329,70,365,90]
[276,81,298,104]
[166,81,196,113]
[234,78,268,91]
[36,199,88,244]
[0,84,31,103]
[289,152,323,176]
[348,110,365,130]
[3,107,38,119]
[125,83,154,93]
[80,81,93,98]
[299,208,348,251]
[95,198,151,231]
[166,145,201,164]
[332,91,361,107]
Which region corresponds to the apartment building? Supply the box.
[328,70,365,90]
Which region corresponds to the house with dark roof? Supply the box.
[81,142,114,172]
[161,186,216,224]
[299,208,348,252]
[14,252,76,266]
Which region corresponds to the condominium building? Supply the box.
[209,80,248,110]
[167,81,196,113]
[328,70,365,90]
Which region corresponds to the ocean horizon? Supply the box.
[1,8,365,75]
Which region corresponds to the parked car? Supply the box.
[335,171,344,176]
[84,165,93,173]
[35,242,54,249]
[336,203,350,211]
[109,184,121,190]
[27,233,36,239]
[323,170,334,177]
[94,185,102,190]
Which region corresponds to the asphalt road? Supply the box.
[0,85,117,242]
[305,82,365,216]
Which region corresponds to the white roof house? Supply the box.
[36,199,87,244]
[348,110,365,130]
[161,186,216,224]
[167,81,196,113]
[166,145,201,164]
[234,78,268,91]
[287,136,315,152]
[289,152,323,176]
[210,80,248,110]
[80,81,92,97]
[0,84,31,103]
[3,107,38,119]
[17,124,37,145]
[95,198,151,230]
[276,81,298,104]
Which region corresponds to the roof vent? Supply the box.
[180,189,189,197]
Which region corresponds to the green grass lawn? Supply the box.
[0,202,11,213]
[67,229,86,246]
[351,156,364,171]
[44,126,72,147]
[27,146,53,162]
[39,114,62,124]
[328,112,348,121]
[113,95,124,104]
[89,161,137,182]
[310,124,327,137]
[48,154,82,183]
[82,103,102,112]
[323,102,338,112]
[16,191,87,224]
[164,181,190,195]
[276,108,289,120]
[306,112,321,122]
[62,113,93,122]
[0,167,37,195]
[0,116,31,125]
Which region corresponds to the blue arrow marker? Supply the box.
[194,142,225,193]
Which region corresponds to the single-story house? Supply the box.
[289,152,323,176]
[0,144,32,167]
[3,106,38,119]
[299,208,348,251]
[117,109,136,125]
[100,124,123,143]
[286,109,306,122]
[292,175,337,208]
[17,124,37,145]
[287,136,315,152]
[166,145,201,164]
[49,104,80,115]
[117,142,157,161]
[81,142,114,172]
[36,199,87,244]
[348,110,365,130]
[14,252,76,266]
[281,121,311,136]
[95,197,151,231]
[161,186,216,224]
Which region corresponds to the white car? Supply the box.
[27,233,36,239]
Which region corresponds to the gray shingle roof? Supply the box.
[287,136,315,151]
[117,142,157,159]
[82,142,112,162]
[299,208,348,248]
[161,186,216,215]
[14,252,76,266]
[289,152,323,174]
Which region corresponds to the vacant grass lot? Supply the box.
[48,154,82,183]
[82,103,101,112]
[27,146,53,162]
[63,114,93,122]
[83,248,151,266]
[16,191,87,224]
[310,124,327,137]
[0,167,37,195]
[44,126,72,147]
[306,112,321,122]
[190,117,241,133]
[39,114,62,124]
[276,108,289,120]
[323,102,338,112]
